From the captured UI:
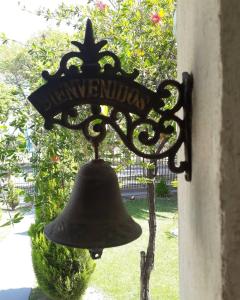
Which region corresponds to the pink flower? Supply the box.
[51,155,60,163]
[96,1,107,11]
[151,13,161,24]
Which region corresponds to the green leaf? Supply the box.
[0,212,24,227]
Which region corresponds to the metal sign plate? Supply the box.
[28,19,192,180]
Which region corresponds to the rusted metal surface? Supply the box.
[28,19,193,180]
[44,159,142,258]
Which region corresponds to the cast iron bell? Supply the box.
[44,159,142,259]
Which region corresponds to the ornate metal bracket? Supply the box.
[28,19,193,181]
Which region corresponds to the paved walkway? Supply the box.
[0,209,109,300]
[0,209,35,300]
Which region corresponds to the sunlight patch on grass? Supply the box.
[89,198,179,300]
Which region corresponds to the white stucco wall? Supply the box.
[177,0,222,299]
[177,0,240,299]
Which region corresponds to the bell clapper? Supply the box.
[89,248,103,259]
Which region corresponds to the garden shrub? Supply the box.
[156,179,169,197]
[0,0,178,298]
[6,181,19,210]
[30,228,95,300]
[22,31,98,299]
[29,147,95,300]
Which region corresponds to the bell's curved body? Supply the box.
[44,159,142,255]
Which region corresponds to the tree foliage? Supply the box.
[37,0,177,153]
[0,33,96,300]
[39,0,176,88]
[0,0,176,298]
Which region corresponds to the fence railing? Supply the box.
[114,157,177,191]
[1,157,177,197]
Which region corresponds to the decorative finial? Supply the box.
[71,19,107,53]
[71,19,107,70]
[84,19,95,47]
[40,18,139,79]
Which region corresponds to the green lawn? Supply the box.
[89,197,179,300]
[30,197,179,300]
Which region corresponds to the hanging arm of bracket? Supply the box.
[28,19,193,181]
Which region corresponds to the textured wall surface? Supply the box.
[220,0,240,299]
[177,0,222,299]
[177,0,240,299]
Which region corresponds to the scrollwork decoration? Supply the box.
[28,19,193,181]
[41,19,139,82]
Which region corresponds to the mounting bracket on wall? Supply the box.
[28,19,193,181]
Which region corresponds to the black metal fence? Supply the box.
[1,157,177,198]
[113,157,177,191]
[15,181,35,195]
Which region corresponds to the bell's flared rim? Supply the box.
[44,159,142,250]
[44,218,142,249]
